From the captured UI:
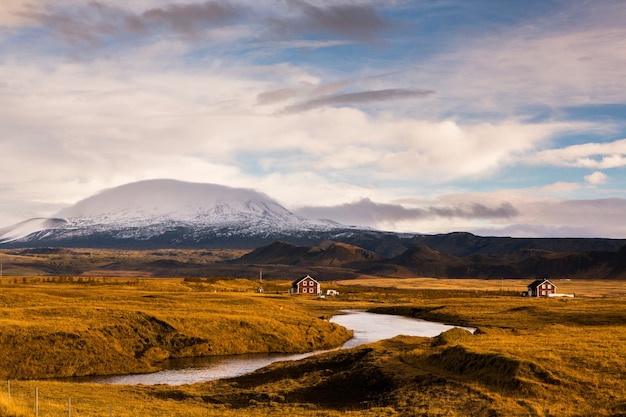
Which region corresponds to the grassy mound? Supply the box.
[153,336,552,416]
[431,327,473,346]
[429,344,561,395]
[0,280,352,379]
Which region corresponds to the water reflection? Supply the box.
[81,310,469,386]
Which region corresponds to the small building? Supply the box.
[289,275,320,295]
[527,279,557,297]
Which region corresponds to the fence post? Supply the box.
[68,397,71,417]
[6,380,9,405]
[35,387,38,417]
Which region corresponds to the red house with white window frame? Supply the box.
[527,279,557,297]
[289,275,320,295]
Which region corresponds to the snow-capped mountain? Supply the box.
[0,179,345,247]
[0,218,69,243]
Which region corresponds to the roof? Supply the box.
[291,274,318,286]
[528,279,556,289]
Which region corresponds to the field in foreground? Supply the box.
[0,277,625,417]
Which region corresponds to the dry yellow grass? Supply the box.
[0,278,351,380]
[0,275,624,416]
[337,276,626,297]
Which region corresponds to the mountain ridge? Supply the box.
[0,179,345,246]
[2,180,626,262]
[231,240,626,280]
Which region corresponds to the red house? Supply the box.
[289,275,320,295]
[527,279,557,297]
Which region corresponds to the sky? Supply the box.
[1,0,626,238]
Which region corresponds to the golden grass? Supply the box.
[0,276,625,416]
[0,278,351,380]
[367,294,626,416]
[337,276,626,297]
[1,378,407,417]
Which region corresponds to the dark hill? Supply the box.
[226,239,626,280]
[366,245,626,279]
[407,232,626,257]
[385,245,462,278]
[392,245,459,265]
[313,242,385,267]
[229,241,384,268]
[228,241,322,265]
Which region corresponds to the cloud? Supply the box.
[295,198,519,227]
[2,0,626,239]
[253,39,352,51]
[12,0,391,51]
[530,138,626,169]
[140,1,247,35]
[0,0,37,27]
[268,0,391,42]
[281,88,435,113]
[584,171,608,185]
[404,3,626,118]
[257,88,298,105]
[20,1,250,45]
[377,120,576,180]
[470,198,626,238]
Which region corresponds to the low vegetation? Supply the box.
[0,275,625,416]
[0,277,351,380]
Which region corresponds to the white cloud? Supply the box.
[0,47,599,227]
[584,171,608,186]
[530,139,626,169]
[377,119,577,180]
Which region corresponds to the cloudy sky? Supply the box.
[1,0,626,237]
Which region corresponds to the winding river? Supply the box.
[81,310,469,386]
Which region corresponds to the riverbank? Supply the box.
[68,310,467,385]
[0,278,352,380]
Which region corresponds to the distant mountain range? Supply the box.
[232,240,626,280]
[1,178,626,279]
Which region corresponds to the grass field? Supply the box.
[0,277,351,380]
[0,276,625,416]
[337,276,626,297]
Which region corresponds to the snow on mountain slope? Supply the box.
[0,218,68,243]
[1,179,343,245]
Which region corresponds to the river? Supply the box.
[79,310,468,386]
